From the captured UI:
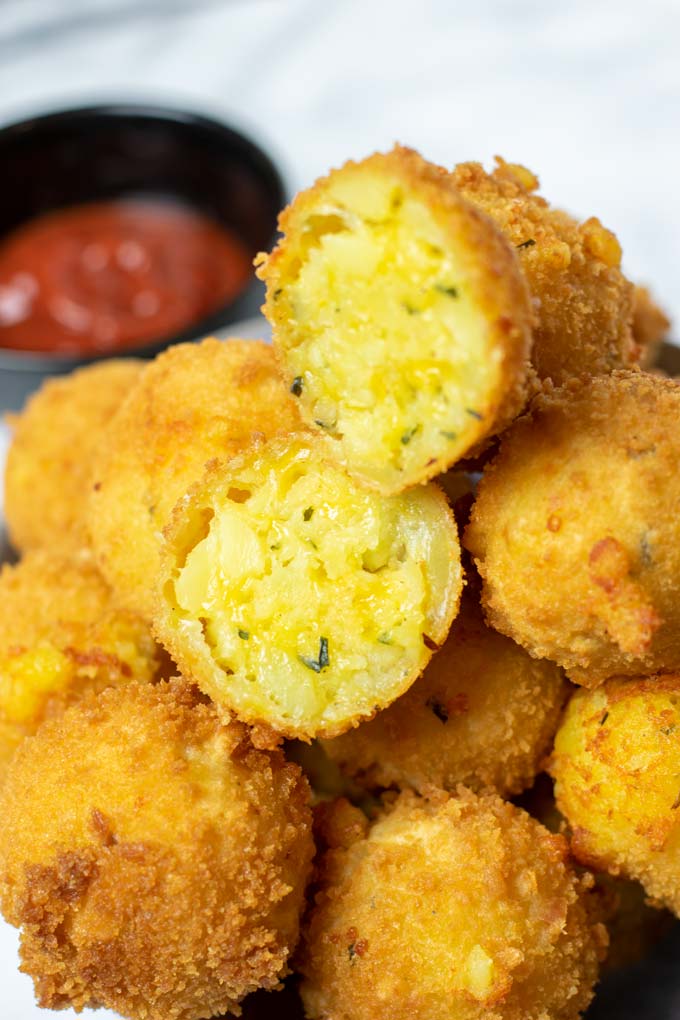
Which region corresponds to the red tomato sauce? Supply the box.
[0,198,252,355]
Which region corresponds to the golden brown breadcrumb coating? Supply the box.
[88,337,303,619]
[452,158,635,386]
[322,592,568,797]
[154,433,462,740]
[0,549,164,780]
[299,789,604,1020]
[258,146,533,494]
[0,679,314,1020]
[465,370,680,686]
[552,674,680,917]
[4,359,142,555]
[632,285,671,369]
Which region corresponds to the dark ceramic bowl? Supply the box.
[0,102,285,410]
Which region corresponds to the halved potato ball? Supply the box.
[0,549,164,779]
[154,433,462,740]
[322,592,568,796]
[465,371,680,686]
[257,146,533,494]
[551,674,680,916]
[299,789,605,1020]
[452,158,636,386]
[4,358,142,555]
[0,679,314,1020]
[88,337,303,619]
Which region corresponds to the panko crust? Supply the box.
[0,679,314,1020]
[551,674,680,916]
[4,358,142,556]
[322,592,568,797]
[153,433,462,741]
[88,337,303,619]
[299,789,604,1020]
[631,285,671,369]
[465,370,680,686]
[0,549,164,779]
[452,158,635,386]
[258,146,533,494]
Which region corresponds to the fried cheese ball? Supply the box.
[322,593,568,797]
[299,789,604,1020]
[257,146,533,495]
[631,284,671,369]
[465,371,680,686]
[0,549,164,779]
[552,674,680,917]
[0,679,314,1020]
[88,337,303,619]
[154,433,462,740]
[452,158,636,386]
[4,358,142,555]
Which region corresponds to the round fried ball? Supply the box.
[322,593,568,797]
[154,433,462,740]
[631,284,671,369]
[465,370,680,686]
[0,549,164,779]
[88,337,303,619]
[299,789,604,1020]
[0,679,314,1020]
[4,358,142,555]
[452,158,635,386]
[257,146,533,495]
[552,673,680,916]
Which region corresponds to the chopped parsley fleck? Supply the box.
[427,697,449,724]
[299,637,330,673]
[238,629,250,640]
[434,283,459,298]
[465,408,483,421]
[270,542,281,551]
[314,419,334,430]
[290,376,303,396]
[599,711,609,726]
[402,301,420,315]
[516,238,536,250]
[273,287,283,298]
[401,425,420,445]
[440,430,457,440]
[303,506,314,521]
[377,633,393,645]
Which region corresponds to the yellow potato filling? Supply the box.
[165,439,460,737]
[277,171,502,491]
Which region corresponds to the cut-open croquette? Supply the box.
[465,370,680,686]
[322,593,568,797]
[299,789,605,1020]
[0,679,314,1020]
[4,358,142,555]
[552,674,680,917]
[0,549,164,780]
[257,146,533,494]
[154,433,462,740]
[88,337,303,619]
[452,158,636,386]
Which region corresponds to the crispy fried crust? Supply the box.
[4,359,142,555]
[299,789,604,1020]
[465,370,680,685]
[0,549,164,780]
[153,433,462,740]
[551,674,680,917]
[453,158,635,386]
[258,146,533,494]
[631,285,671,369]
[0,679,314,1020]
[88,337,303,619]
[322,592,568,797]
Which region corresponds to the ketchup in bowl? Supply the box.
[0,199,252,355]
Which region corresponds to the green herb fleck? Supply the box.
[599,711,609,726]
[377,633,393,645]
[465,408,483,421]
[238,629,250,640]
[516,238,536,250]
[290,376,303,396]
[434,283,459,298]
[427,698,449,724]
[270,542,281,551]
[672,789,680,810]
[273,287,283,299]
[299,637,330,673]
[402,301,420,315]
[303,506,314,521]
[314,419,334,430]
[440,430,457,440]
[401,425,420,445]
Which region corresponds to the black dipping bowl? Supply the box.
[0,103,285,410]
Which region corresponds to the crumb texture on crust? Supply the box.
[0,679,314,1020]
[258,146,533,494]
[465,370,680,686]
[154,434,462,740]
[300,789,604,1020]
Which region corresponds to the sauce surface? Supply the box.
[0,198,252,355]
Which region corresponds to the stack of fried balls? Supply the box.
[1,146,677,1020]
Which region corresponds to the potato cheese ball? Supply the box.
[552,674,680,916]
[154,433,462,740]
[258,146,534,494]
[89,337,303,619]
[5,358,142,555]
[299,790,605,1020]
[0,549,164,780]
[322,591,568,797]
[0,680,314,1020]
[465,370,680,686]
